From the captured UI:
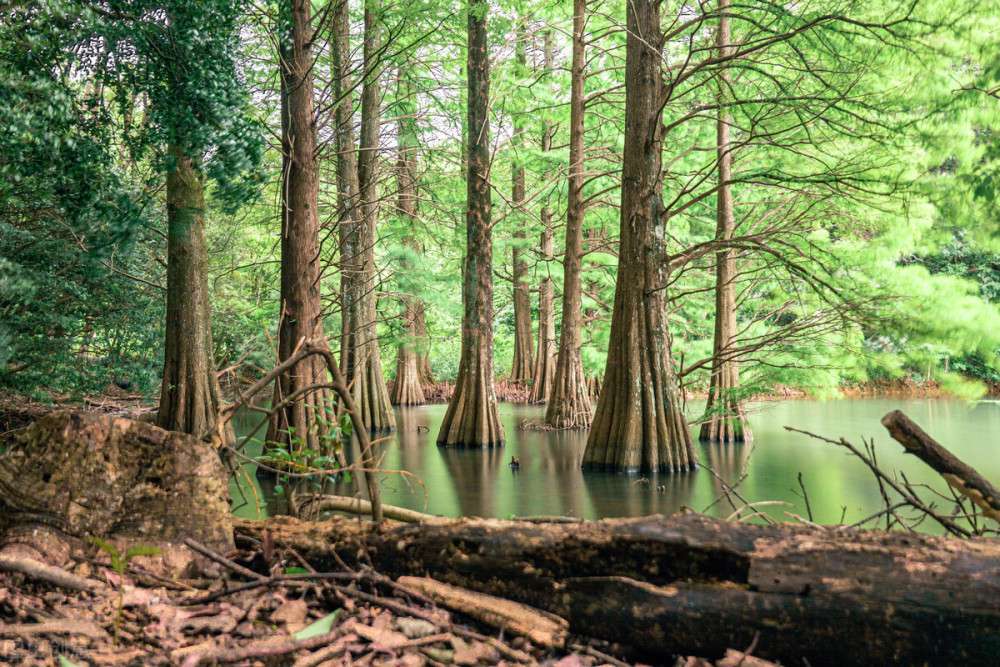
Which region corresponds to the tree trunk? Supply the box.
[265,0,335,459]
[417,308,435,387]
[391,74,427,406]
[509,25,534,384]
[529,31,557,405]
[545,0,592,428]
[700,0,751,443]
[436,0,504,448]
[237,512,1000,667]
[583,0,696,472]
[334,0,395,430]
[158,144,231,444]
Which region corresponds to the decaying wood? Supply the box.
[237,512,1000,666]
[0,410,234,558]
[882,409,1000,522]
[0,554,108,593]
[0,619,108,640]
[397,576,569,648]
[293,493,438,524]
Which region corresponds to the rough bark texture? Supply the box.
[334,0,395,430]
[436,0,504,447]
[391,301,427,406]
[237,512,1000,666]
[583,0,696,472]
[529,31,557,405]
[390,75,427,406]
[586,375,602,402]
[509,28,534,385]
[1,411,233,559]
[158,145,231,445]
[545,0,592,428]
[700,0,752,443]
[266,0,335,458]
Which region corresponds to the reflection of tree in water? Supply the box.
[438,445,504,518]
[512,428,589,518]
[378,407,435,510]
[581,466,699,518]
[393,407,431,478]
[701,440,754,517]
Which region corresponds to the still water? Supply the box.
[230,398,1000,527]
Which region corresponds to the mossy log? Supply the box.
[0,410,233,562]
[236,512,1000,666]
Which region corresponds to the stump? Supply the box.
[0,410,233,562]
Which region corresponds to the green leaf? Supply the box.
[58,656,82,667]
[87,536,122,572]
[284,567,310,575]
[124,546,163,562]
[293,610,339,640]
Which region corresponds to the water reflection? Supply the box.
[230,398,1000,530]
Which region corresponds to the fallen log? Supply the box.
[236,512,1000,666]
[882,409,1000,523]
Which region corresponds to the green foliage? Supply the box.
[257,408,348,497]
[4,0,999,404]
[0,0,265,397]
[87,537,162,645]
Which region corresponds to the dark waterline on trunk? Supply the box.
[230,398,1000,528]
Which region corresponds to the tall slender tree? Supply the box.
[158,144,231,443]
[545,0,592,428]
[437,0,504,447]
[154,1,262,443]
[391,73,428,406]
[509,22,534,384]
[334,0,395,430]
[700,0,751,442]
[529,30,558,404]
[264,0,335,458]
[583,0,697,472]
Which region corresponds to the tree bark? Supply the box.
[158,144,231,444]
[265,0,335,459]
[509,24,534,384]
[334,0,395,430]
[529,31,557,405]
[237,512,1000,666]
[390,74,427,406]
[583,0,696,472]
[436,0,504,447]
[545,0,592,428]
[700,0,751,443]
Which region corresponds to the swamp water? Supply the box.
[230,398,1000,527]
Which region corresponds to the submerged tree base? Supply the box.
[699,400,753,443]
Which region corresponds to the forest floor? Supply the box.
[0,387,990,665]
[0,529,773,667]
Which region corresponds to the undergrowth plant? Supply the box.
[87,537,162,645]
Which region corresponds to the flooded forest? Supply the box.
[2,0,1000,665]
